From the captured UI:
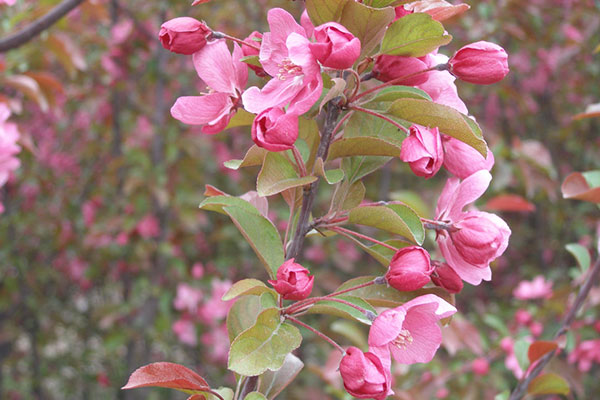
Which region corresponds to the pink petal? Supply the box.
[438,235,492,285]
[242,77,302,114]
[171,93,232,125]
[403,294,457,320]
[368,308,407,347]
[193,40,238,93]
[267,8,305,46]
[448,169,492,220]
[231,43,248,91]
[435,177,460,220]
[391,303,442,364]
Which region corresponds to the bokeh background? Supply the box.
[1,0,599,399]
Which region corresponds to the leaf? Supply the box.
[514,338,530,372]
[342,180,366,210]
[298,117,320,171]
[342,156,392,182]
[565,243,591,272]
[528,341,558,364]
[348,204,425,244]
[315,158,344,184]
[328,137,402,160]
[224,146,267,170]
[244,392,267,400]
[320,78,346,112]
[258,353,304,399]
[484,194,536,212]
[223,206,284,278]
[407,1,471,22]
[365,85,432,104]
[228,308,302,376]
[227,296,263,342]
[380,13,452,57]
[257,152,317,197]
[386,98,487,156]
[305,0,348,25]
[307,296,377,325]
[339,1,396,58]
[561,171,600,203]
[527,373,570,396]
[226,109,256,129]
[122,362,210,391]
[2,75,49,112]
[209,388,234,400]
[330,320,368,348]
[199,195,260,215]
[222,279,274,301]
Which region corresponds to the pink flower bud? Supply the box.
[242,31,267,77]
[309,22,361,70]
[268,259,314,300]
[471,358,490,376]
[449,212,510,266]
[448,41,509,85]
[431,263,463,293]
[400,125,444,179]
[442,136,494,179]
[515,309,532,326]
[251,107,299,152]
[373,55,431,86]
[159,17,211,55]
[394,6,413,20]
[339,347,393,400]
[386,246,433,291]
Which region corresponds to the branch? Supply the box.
[0,0,87,53]
[509,256,600,400]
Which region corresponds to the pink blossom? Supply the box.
[251,107,299,151]
[201,324,230,364]
[442,136,494,179]
[171,40,248,134]
[431,262,463,294]
[373,55,431,86]
[300,9,315,38]
[159,17,211,55]
[386,246,434,291]
[568,339,600,372]
[417,53,469,114]
[242,8,323,115]
[0,103,21,188]
[0,0,16,6]
[268,259,314,300]
[435,170,511,285]
[513,276,553,300]
[173,283,203,313]
[197,279,233,324]
[309,22,361,70]
[136,214,160,238]
[368,294,457,366]
[339,347,393,400]
[242,31,267,77]
[191,262,204,279]
[400,125,444,179]
[500,337,525,379]
[173,318,197,346]
[448,41,509,85]
[471,357,490,376]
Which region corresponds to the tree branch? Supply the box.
[509,256,600,400]
[0,0,86,53]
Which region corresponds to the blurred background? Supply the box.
[1,0,599,399]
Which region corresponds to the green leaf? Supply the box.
[527,373,570,396]
[223,206,284,278]
[307,296,376,325]
[222,279,274,301]
[199,196,260,215]
[331,320,368,349]
[257,152,318,197]
[342,156,392,182]
[328,137,402,160]
[244,392,267,400]
[380,13,452,57]
[514,338,530,372]
[260,292,278,309]
[224,146,267,170]
[365,85,432,104]
[565,243,591,272]
[339,1,396,57]
[494,391,510,400]
[227,296,263,342]
[226,109,256,129]
[305,0,347,25]
[344,106,408,147]
[210,388,234,400]
[258,353,303,399]
[386,98,487,156]
[315,158,345,184]
[342,180,366,210]
[298,117,320,171]
[228,308,302,376]
[348,204,424,244]
[370,0,402,7]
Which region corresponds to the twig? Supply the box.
[0,0,86,52]
[286,315,346,354]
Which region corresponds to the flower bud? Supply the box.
[431,263,463,293]
[442,136,494,179]
[373,55,431,86]
[400,125,443,179]
[268,259,313,300]
[339,347,392,400]
[309,22,361,70]
[448,41,509,85]
[449,212,510,266]
[242,31,267,77]
[251,107,299,152]
[386,246,433,291]
[471,358,489,376]
[159,17,211,55]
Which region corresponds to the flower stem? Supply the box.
[211,31,259,50]
[286,315,345,354]
[329,226,400,252]
[331,111,354,141]
[292,145,307,177]
[349,105,409,134]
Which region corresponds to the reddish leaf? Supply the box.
[204,185,228,197]
[408,1,471,22]
[528,341,558,364]
[562,172,600,203]
[485,194,536,212]
[122,362,210,391]
[192,0,211,4]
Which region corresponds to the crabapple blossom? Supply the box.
[251,107,299,151]
[386,246,434,291]
[442,135,494,179]
[159,17,211,55]
[373,55,432,86]
[513,275,553,300]
[309,22,361,70]
[0,103,21,189]
[431,262,464,293]
[173,283,203,313]
[471,357,490,376]
[400,125,444,178]
[268,258,314,300]
[242,31,267,77]
[448,41,509,85]
[568,339,600,372]
[339,347,393,400]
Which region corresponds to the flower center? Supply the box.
[277,58,303,81]
[392,329,413,350]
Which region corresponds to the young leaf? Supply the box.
[222,279,274,301]
[228,308,302,376]
[258,353,304,399]
[342,156,393,182]
[339,1,396,57]
[348,204,425,244]
[380,13,452,57]
[199,196,260,215]
[364,85,432,104]
[527,373,570,396]
[528,341,558,364]
[122,362,210,391]
[513,338,530,372]
[561,171,600,203]
[315,158,345,184]
[565,243,591,272]
[327,137,402,160]
[227,296,263,342]
[244,392,267,400]
[224,146,267,170]
[257,152,317,197]
[305,0,348,25]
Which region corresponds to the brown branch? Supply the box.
[509,256,600,400]
[0,0,86,53]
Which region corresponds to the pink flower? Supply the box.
[386,246,434,291]
[513,276,553,300]
[501,337,525,379]
[435,170,511,285]
[251,107,299,151]
[400,125,443,179]
[242,8,323,115]
[471,358,490,376]
[136,214,160,239]
[568,339,600,372]
[309,22,361,70]
[173,283,203,313]
[368,294,456,366]
[159,17,211,55]
[197,279,233,324]
[417,53,468,114]
[173,318,197,346]
[242,31,267,77]
[448,41,509,85]
[442,135,494,179]
[373,55,431,86]
[201,324,230,364]
[268,258,314,300]
[339,347,393,400]
[0,103,21,188]
[431,262,463,294]
[300,9,315,38]
[171,40,248,134]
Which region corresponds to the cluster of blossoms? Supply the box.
[0,103,21,213]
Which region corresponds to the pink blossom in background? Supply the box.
[82,198,102,227]
[305,244,327,263]
[471,357,490,376]
[197,279,233,324]
[513,275,553,300]
[173,284,203,313]
[569,339,600,372]
[191,263,204,279]
[0,0,16,6]
[171,40,248,134]
[172,318,197,346]
[368,294,457,367]
[0,103,21,191]
[111,19,134,44]
[500,337,526,379]
[136,214,160,238]
[435,387,449,399]
[201,324,230,364]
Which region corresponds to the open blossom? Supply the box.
[442,136,494,179]
[251,107,299,151]
[400,125,443,178]
[435,170,511,285]
[386,246,434,291]
[268,259,314,300]
[0,103,21,189]
[173,318,197,346]
[242,8,323,115]
[513,275,553,300]
[309,22,360,70]
[242,31,267,77]
[418,52,469,114]
[568,339,600,372]
[197,279,233,324]
[159,17,211,55]
[171,40,248,134]
[368,294,457,366]
[173,283,203,313]
[339,347,393,400]
[449,41,509,85]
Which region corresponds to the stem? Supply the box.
[212,31,259,50]
[330,226,400,252]
[0,0,87,53]
[509,257,600,400]
[350,105,409,134]
[287,295,372,318]
[286,315,345,355]
[239,376,259,400]
[331,111,354,141]
[207,390,226,400]
[348,68,362,101]
[291,145,307,177]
